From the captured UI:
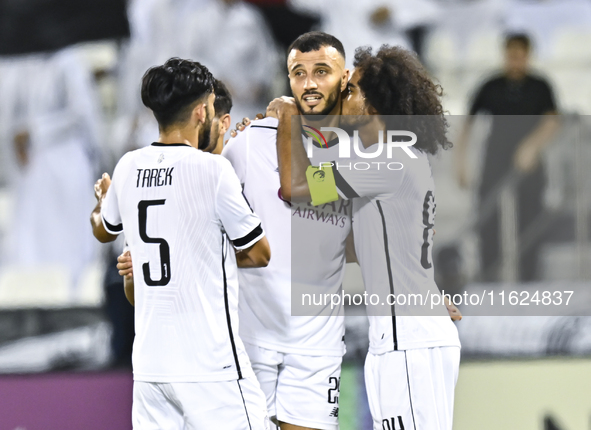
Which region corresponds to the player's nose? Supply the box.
[303,76,318,90]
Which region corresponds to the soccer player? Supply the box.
[271,46,461,430]
[90,58,270,430]
[223,32,352,430]
[114,76,236,303]
[206,78,234,155]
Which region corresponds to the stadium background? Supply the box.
[0,0,590,428]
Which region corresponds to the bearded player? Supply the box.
[223,32,352,430]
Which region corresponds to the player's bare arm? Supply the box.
[444,296,463,321]
[117,251,135,306]
[268,96,312,202]
[431,228,461,321]
[90,173,118,243]
[235,236,271,268]
[345,230,357,263]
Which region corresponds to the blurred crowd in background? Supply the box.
[0,0,589,370]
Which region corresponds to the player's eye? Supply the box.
[317,69,327,75]
[294,71,304,77]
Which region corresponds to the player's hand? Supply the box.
[514,141,540,173]
[230,117,251,138]
[229,114,266,138]
[229,115,260,138]
[266,96,298,119]
[444,296,463,321]
[94,173,111,202]
[117,250,133,280]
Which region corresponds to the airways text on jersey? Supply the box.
[136,167,174,188]
[292,200,350,229]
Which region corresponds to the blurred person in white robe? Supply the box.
[289,0,420,69]
[113,0,175,155]
[182,0,278,123]
[0,47,102,288]
[113,0,213,156]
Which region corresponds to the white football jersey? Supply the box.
[101,142,264,382]
[331,144,460,354]
[222,117,350,356]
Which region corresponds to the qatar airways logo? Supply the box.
[304,126,418,170]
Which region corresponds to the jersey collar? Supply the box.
[151,142,192,147]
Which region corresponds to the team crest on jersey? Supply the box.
[157,153,165,163]
[312,170,326,182]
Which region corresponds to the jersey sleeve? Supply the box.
[100,177,123,235]
[215,159,265,250]
[222,132,248,184]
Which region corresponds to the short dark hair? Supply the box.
[141,57,214,129]
[213,79,232,117]
[287,31,345,60]
[505,33,531,51]
[353,45,451,155]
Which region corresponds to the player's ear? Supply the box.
[220,114,231,134]
[340,68,350,92]
[192,103,207,125]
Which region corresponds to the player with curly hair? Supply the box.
[271,45,461,430]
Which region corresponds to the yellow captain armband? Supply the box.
[306,163,339,206]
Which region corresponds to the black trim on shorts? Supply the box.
[232,224,263,248]
[222,235,242,379]
[102,215,123,233]
[331,162,359,199]
[250,125,277,130]
[376,200,398,351]
[404,351,417,430]
[237,380,253,430]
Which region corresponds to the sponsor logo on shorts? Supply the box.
[329,407,339,418]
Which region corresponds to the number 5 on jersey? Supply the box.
[138,199,171,286]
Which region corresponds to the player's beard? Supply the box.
[294,81,341,118]
[208,121,220,153]
[198,110,213,151]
